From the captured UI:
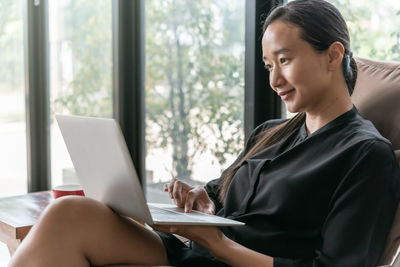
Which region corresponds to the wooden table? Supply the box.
[0,191,53,256]
[0,191,172,267]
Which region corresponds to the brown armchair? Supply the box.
[352,57,400,266]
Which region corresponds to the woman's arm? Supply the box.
[153,224,274,267]
[208,232,274,267]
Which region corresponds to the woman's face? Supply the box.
[262,21,332,114]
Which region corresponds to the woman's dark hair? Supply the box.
[218,0,357,203]
[263,0,357,93]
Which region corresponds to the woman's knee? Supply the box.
[42,196,106,227]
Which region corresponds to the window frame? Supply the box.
[24,0,282,193]
[24,0,51,192]
[245,0,283,140]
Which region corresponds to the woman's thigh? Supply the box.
[13,196,169,267]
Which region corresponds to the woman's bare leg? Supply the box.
[8,196,169,267]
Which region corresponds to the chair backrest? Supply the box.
[352,57,400,266]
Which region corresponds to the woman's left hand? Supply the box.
[151,224,224,249]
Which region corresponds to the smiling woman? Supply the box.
[8,1,400,267]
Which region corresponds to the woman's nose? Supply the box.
[269,67,285,90]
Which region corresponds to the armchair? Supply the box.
[352,57,400,266]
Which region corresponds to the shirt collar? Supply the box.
[300,105,358,139]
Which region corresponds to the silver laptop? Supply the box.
[56,114,244,226]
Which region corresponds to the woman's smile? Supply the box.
[277,88,295,101]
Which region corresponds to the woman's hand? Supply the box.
[164,178,215,214]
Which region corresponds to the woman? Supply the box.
[9,0,400,266]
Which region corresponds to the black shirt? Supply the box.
[204,106,400,267]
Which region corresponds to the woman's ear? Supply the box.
[327,41,345,71]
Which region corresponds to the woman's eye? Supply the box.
[280,58,288,64]
[264,64,272,71]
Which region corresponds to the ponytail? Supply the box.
[342,52,358,95]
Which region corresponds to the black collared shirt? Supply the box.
[204,106,400,267]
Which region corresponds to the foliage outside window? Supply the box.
[329,0,400,61]
[285,0,400,61]
[145,0,245,200]
[51,0,112,118]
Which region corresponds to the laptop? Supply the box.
[56,114,244,226]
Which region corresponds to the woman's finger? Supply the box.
[167,178,176,198]
[191,186,215,214]
[184,189,196,213]
[172,180,183,206]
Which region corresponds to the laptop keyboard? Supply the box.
[149,205,210,223]
[149,206,185,220]
[147,203,243,225]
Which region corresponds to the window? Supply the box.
[145,0,245,202]
[330,0,400,61]
[0,0,27,197]
[48,0,113,187]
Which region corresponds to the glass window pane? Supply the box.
[330,0,400,61]
[145,0,245,203]
[49,0,112,187]
[0,0,27,197]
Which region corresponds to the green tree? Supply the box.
[0,0,24,94]
[329,0,400,61]
[52,0,112,118]
[146,0,244,182]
